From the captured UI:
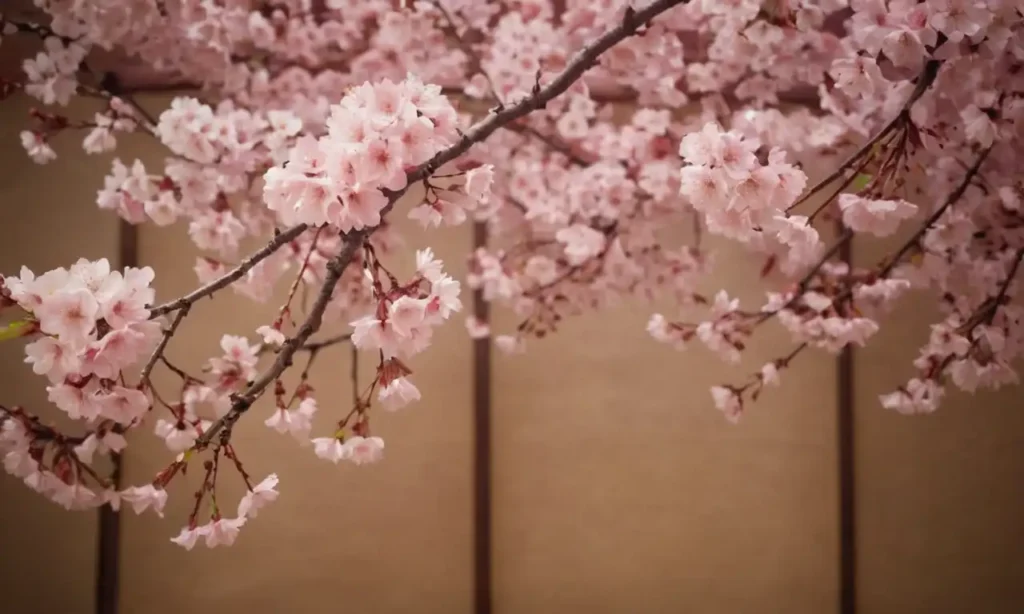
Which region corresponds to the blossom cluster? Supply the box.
[0,258,159,509]
[263,75,461,232]
[4,259,159,423]
[3,0,1024,551]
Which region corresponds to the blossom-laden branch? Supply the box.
[1,0,699,548]
[149,225,311,318]
[3,0,1024,555]
[194,231,366,448]
[197,0,692,446]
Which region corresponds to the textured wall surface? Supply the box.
[852,235,1024,614]
[490,237,840,614]
[0,95,119,614]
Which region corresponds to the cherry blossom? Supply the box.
[344,436,385,466]
[237,474,279,519]
[1,0,1023,553]
[120,485,168,518]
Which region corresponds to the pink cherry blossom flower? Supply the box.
[264,399,316,441]
[387,296,428,337]
[256,325,287,346]
[343,436,384,465]
[97,386,151,426]
[154,419,199,452]
[120,485,168,517]
[237,474,279,519]
[838,195,918,237]
[829,56,885,98]
[710,386,742,423]
[928,0,991,43]
[465,316,491,339]
[20,131,57,164]
[34,287,98,347]
[416,248,445,283]
[202,516,247,548]
[170,525,204,551]
[555,224,607,266]
[464,165,495,202]
[495,335,526,354]
[24,337,81,382]
[960,105,996,148]
[378,377,421,411]
[311,437,349,463]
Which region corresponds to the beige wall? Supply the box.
[491,238,839,613]
[853,233,1024,614]
[0,95,118,614]
[119,206,475,614]
[1,90,1023,614]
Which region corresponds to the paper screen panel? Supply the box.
[0,93,121,614]
[119,198,474,614]
[853,234,1024,613]
[490,236,840,614]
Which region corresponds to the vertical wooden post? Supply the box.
[471,221,493,614]
[95,219,134,614]
[837,224,857,614]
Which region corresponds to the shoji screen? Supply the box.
[120,159,475,613]
[0,94,120,614]
[854,236,1024,613]
[490,235,841,613]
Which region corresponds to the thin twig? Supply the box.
[430,0,503,104]
[504,122,594,166]
[879,145,993,278]
[303,333,353,353]
[350,340,359,407]
[193,231,367,448]
[139,305,190,384]
[150,224,309,317]
[401,0,690,187]
[786,60,941,213]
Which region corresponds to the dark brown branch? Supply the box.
[880,144,993,278]
[193,231,367,448]
[139,304,190,384]
[786,60,941,213]
[302,333,353,353]
[150,224,309,317]
[403,0,690,186]
[190,0,690,448]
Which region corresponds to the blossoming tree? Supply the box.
[1,0,1022,549]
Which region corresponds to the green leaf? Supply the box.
[0,319,34,342]
[852,173,872,192]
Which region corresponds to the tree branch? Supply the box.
[150,224,310,317]
[880,144,993,278]
[194,231,367,448]
[190,0,690,448]
[139,304,190,384]
[403,0,690,186]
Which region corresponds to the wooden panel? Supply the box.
[854,236,1024,613]
[0,94,121,614]
[491,237,840,613]
[120,182,474,613]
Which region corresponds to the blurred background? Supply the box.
[1,82,1024,614]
